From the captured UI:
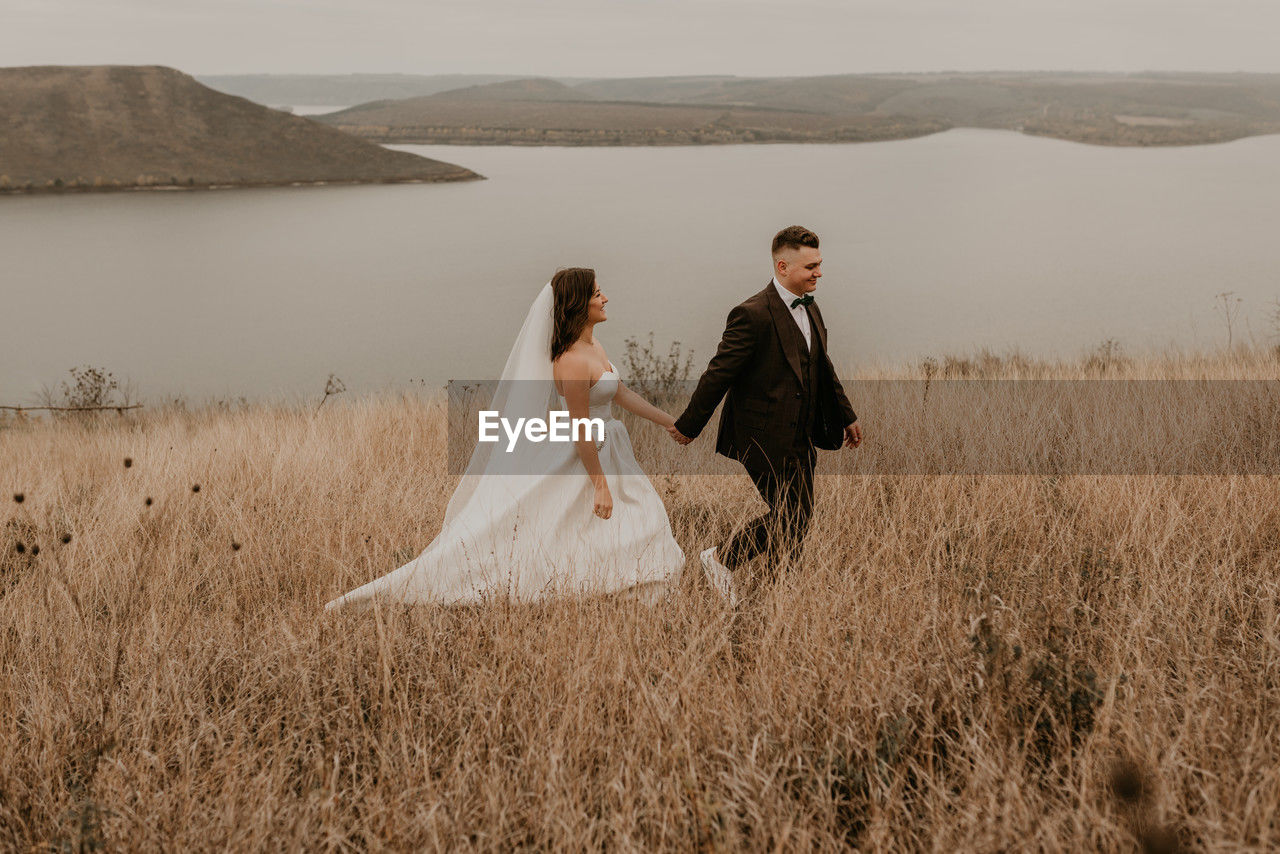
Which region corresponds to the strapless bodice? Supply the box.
[558,368,618,421]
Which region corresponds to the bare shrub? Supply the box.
[32,365,137,416]
[1084,338,1127,375]
[621,333,694,405]
[61,366,120,408]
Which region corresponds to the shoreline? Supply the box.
[7,124,1277,202]
[340,124,1280,149]
[0,171,484,198]
[329,122,949,148]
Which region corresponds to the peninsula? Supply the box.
[0,65,481,195]
[302,71,1280,148]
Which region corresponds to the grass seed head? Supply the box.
[1110,758,1150,806]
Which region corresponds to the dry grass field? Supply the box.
[2,349,1278,851]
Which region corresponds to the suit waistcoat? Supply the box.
[785,307,823,450]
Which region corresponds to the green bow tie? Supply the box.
[790,294,814,309]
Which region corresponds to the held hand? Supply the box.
[666,425,693,446]
[843,422,862,449]
[594,483,613,520]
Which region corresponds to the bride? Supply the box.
[325,268,686,609]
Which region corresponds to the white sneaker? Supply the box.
[700,547,739,609]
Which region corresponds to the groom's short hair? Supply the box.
[772,225,819,256]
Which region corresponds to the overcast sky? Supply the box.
[5,0,1280,77]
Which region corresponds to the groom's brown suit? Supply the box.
[675,283,857,573]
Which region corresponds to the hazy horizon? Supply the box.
[194,68,1280,79]
[6,0,1280,78]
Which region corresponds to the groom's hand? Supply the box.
[843,422,862,449]
[666,425,692,445]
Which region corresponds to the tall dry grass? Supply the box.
[2,349,1278,851]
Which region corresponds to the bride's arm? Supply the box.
[613,383,676,429]
[553,353,612,519]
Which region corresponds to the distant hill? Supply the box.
[573,74,920,115]
[561,76,741,104]
[0,65,481,194]
[429,78,593,102]
[315,71,1280,147]
[197,73,538,107]
[318,80,948,146]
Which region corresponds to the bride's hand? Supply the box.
[593,483,613,520]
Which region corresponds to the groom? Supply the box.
[670,225,861,606]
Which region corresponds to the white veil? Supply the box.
[324,279,686,609]
[441,282,562,523]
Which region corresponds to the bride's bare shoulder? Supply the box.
[553,348,592,380]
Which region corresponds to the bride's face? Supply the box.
[587,281,608,324]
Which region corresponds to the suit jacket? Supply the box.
[675,283,857,471]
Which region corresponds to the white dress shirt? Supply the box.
[772,277,811,350]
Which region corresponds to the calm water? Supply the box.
[3,129,1279,404]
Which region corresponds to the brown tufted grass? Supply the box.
[1,348,1277,851]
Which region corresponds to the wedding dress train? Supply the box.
[325,286,684,609]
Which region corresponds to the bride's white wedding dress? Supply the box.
[325,286,685,610]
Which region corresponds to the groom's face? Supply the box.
[775,246,823,295]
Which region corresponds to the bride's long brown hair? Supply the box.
[550,267,597,362]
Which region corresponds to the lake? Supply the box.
[2,129,1278,404]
